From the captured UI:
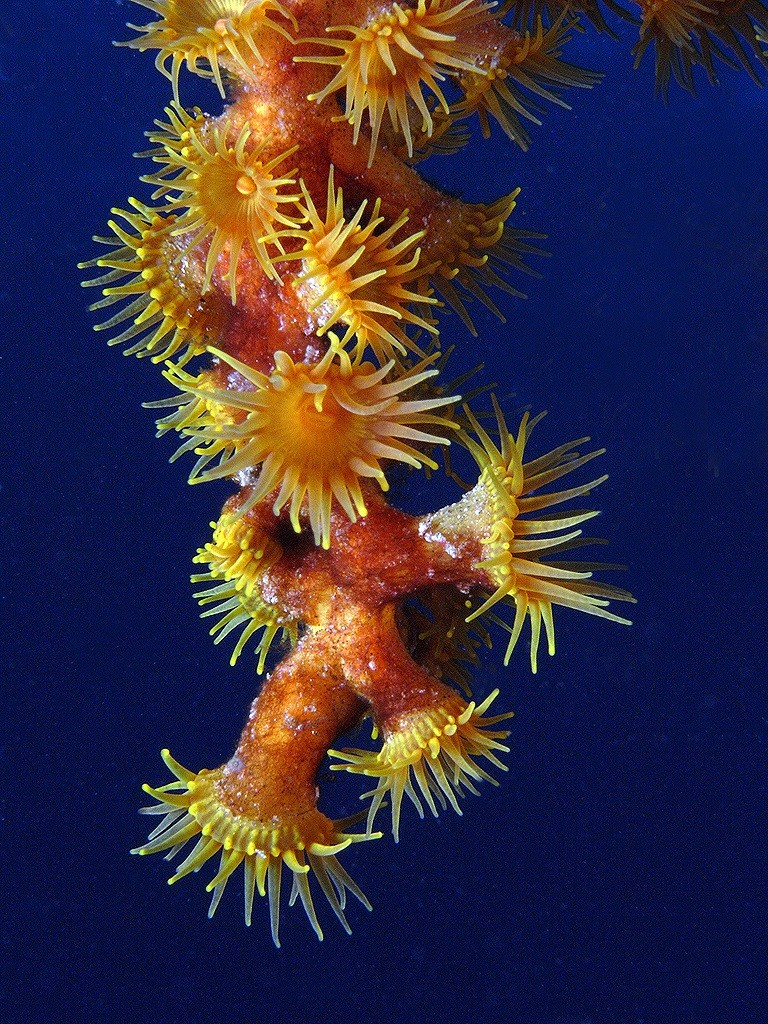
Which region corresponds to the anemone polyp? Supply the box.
[299,0,495,163]
[274,168,438,364]
[631,0,716,95]
[79,198,222,363]
[190,513,296,668]
[459,401,636,672]
[121,0,296,99]
[193,571,300,668]
[133,749,376,945]
[454,16,602,150]
[161,122,302,302]
[193,513,283,598]
[137,101,209,198]
[330,689,512,841]
[171,345,458,547]
[422,189,546,333]
[629,0,768,95]
[376,94,471,163]
[148,363,244,478]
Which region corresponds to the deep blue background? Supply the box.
[1,2,766,1022]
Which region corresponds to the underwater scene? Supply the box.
[1,0,766,1022]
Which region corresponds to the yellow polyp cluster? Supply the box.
[379,96,472,163]
[121,0,297,100]
[84,0,757,943]
[331,690,512,841]
[193,513,283,597]
[626,0,768,95]
[146,363,242,473]
[191,514,293,668]
[458,401,636,672]
[138,101,208,194]
[193,573,299,667]
[274,168,437,364]
[133,750,377,945]
[630,0,715,95]
[300,0,497,163]
[156,122,303,302]
[422,189,546,332]
[165,344,458,546]
[79,198,222,363]
[454,15,603,149]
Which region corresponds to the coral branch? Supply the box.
[83,0,765,942]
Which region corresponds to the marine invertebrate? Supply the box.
[171,344,457,545]
[419,188,546,332]
[120,0,296,99]
[441,402,634,671]
[452,14,603,149]
[191,510,297,668]
[618,0,768,94]
[138,748,375,944]
[85,0,761,945]
[299,0,497,162]
[330,688,512,841]
[155,122,303,301]
[272,168,438,361]
[80,198,224,363]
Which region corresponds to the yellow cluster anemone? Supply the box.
[378,96,472,163]
[79,197,221,364]
[133,749,376,946]
[454,15,602,150]
[148,363,241,471]
[299,0,495,163]
[423,190,546,334]
[461,400,635,672]
[165,345,458,548]
[331,690,512,841]
[629,0,768,95]
[137,101,209,197]
[632,0,717,95]
[191,513,294,669]
[158,121,302,303]
[121,0,296,100]
[193,572,300,668]
[273,168,438,365]
[193,511,283,596]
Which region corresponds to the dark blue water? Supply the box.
[2,3,766,1022]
